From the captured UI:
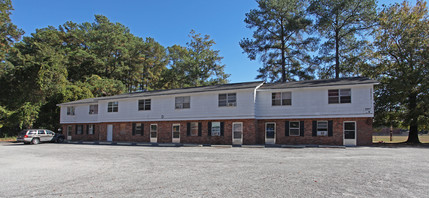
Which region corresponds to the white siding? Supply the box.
[60,103,98,124]
[60,89,256,124]
[255,85,374,119]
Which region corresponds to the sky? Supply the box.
[9,0,418,83]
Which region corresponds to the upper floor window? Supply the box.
[328,89,351,104]
[175,96,190,109]
[138,99,151,111]
[219,93,236,107]
[89,105,98,114]
[272,92,291,106]
[107,101,118,112]
[67,106,75,115]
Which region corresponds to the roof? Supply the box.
[58,81,264,106]
[260,77,378,90]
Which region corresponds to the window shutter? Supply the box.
[208,122,212,136]
[220,122,224,136]
[285,121,289,136]
[132,123,136,136]
[312,121,317,136]
[75,125,78,135]
[187,123,191,136]
[328,120,333,137]
[300,121,305,136]
[86,125,89,135]
[198,122,202,136]
[141,123,144,135]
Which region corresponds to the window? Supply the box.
[289,121,300,136]
[138,99,151,111]
[317,121,328,136]
[108,101,118,112]
[344,122,356,139]
[150,124,157,138]
[89,105,98,114]
[190,122,198,136]
[88,125,95,135]
[211,122,221,136]
[38,130,45,135]
[328,89,351,104]
[172,124,180,138]
[46,130,54,135]
[219,93,237,107]
[67,106,75,115]
[76,125,83,135]
[266,123,276,138]
[133,123,143,135]
[175,96,190,109]
[272,92,291,106]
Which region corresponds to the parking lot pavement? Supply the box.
[1,143,429,198]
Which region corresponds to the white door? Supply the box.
[265,123,276,144]
[67,125,72,140]
[232,122,243,145]
[107,124,113,142]
[150,124,157,143]
[343,122,356,146]
[172,124,180,143]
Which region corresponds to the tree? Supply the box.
[240,0,316,83]
[370,0,429,143]
[162,30,229,89]
[308,0,376,79]
[0,0,23,72]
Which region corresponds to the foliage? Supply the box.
[308,0,377,79]
[240,0,317,82]
[369,0,429,143]
[0,0,23,73]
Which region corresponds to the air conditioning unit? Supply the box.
[317,131,327,136]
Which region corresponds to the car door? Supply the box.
[37,130,47,142]
[45,130,55,142]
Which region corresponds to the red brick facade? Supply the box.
[61,117,373,146]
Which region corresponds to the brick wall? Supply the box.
[61,117,372,146]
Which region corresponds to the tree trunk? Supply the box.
[280,20,286,83]
[335,29,340,79]
[406,92,420,144]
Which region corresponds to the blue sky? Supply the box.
[10,0,416,83]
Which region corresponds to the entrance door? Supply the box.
[107,124,113,141]
[172,124,180,143]
[67,125,72,140]
[150,124,158,143]
[343,122,356,146]
[265,122,276,144]
[232,122,243,145]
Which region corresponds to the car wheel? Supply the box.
[31,138,40,145]
[57,137,64,143]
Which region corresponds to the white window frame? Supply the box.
[175,96,190,109]
[89,105,98,114]
[289,121,300,136]
[107,101,119,112]
[218,93,237,107]
[232,122,243,144]
[67,106,75,115]
[328,89,351,104]
[211,122,221,136]
[317,121,328,136]
[272,92,292,106]
[138,99,151,111]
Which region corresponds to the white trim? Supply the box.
[172,123,180,143]
[288,121,300,136]
[343,121,357,146]
[265,122,276,144]
[232,122,243,145]
[150,124,158,143]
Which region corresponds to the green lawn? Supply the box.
[373,135,429,143]
[0,136,17,142]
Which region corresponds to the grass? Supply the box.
[373,135,429,143]
[0,136,17,142]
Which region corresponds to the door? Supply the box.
[45,130,55,142]
[343,122,356,146]
[172,124,180,143]
[37,130,48,142]
[265,123,276,144]
[150,124,157,143]
[107,124,113,142]
[232,122,243,145]
[67,125,72,140]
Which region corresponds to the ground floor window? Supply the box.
[211,122,221,136]
[133,123,143,135]
[289,121,300,136]
[76,125,83,135]
[188,122,199,136]
[172,124,180,139]
[150,124,157,138]
[317,121,328,136]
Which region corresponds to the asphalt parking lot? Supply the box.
[1,143,428,198]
